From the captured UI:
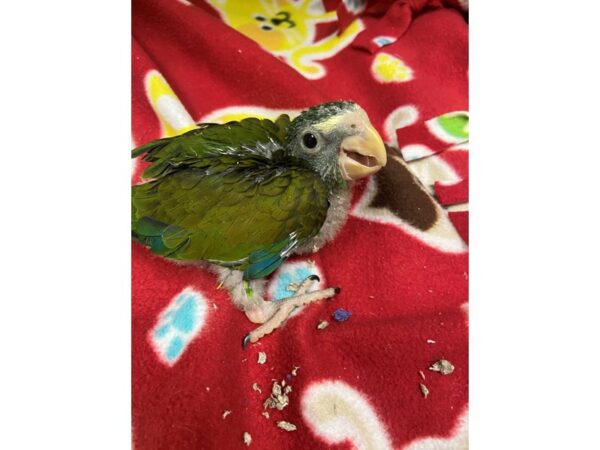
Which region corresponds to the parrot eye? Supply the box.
[302,133,318,149]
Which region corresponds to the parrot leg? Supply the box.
[242,275,340,348]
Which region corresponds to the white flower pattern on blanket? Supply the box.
[301,379,468,450]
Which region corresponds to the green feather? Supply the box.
[133,116,292,181]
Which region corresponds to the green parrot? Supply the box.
[132,101,387,347]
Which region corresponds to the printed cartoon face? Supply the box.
[215,1,310,52]
[206,0,363,79]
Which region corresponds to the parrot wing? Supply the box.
[132,114,329,280]
[132,163,329,280]
[132,115,292,181]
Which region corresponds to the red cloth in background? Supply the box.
[132,1,469,448]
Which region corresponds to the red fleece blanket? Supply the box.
[132,1,469,448]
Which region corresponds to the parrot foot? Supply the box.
[242,275,339,349]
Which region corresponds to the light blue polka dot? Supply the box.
[374,36,395,47]
[166,336,185,361]
[150,289,209,366]
[172,295,197,333]
[154,324,170,339]
[273,266,316,301]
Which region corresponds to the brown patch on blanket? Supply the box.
[371,146,438,230]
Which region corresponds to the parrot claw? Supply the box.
[241,276,341,347]
[242,334,251,349]
[243,285,340,347]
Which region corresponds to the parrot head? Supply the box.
[286,101,387,189]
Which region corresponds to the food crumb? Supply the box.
[429,359,455,375]
[277,421,297,432]
[252,383,262,394]
[257,352,267,364]
[419,370,426,380]
[317,320,329,330]
[419,383,429,398]
[291,366,300,376]
[426,339,436,344]
[243,432,252,446]
[261,411,270,419]
[222,410,231,419]
[263,380,290,410]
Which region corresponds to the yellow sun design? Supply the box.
[371,53,414,83]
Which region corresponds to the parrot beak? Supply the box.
[338,113,387,181]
